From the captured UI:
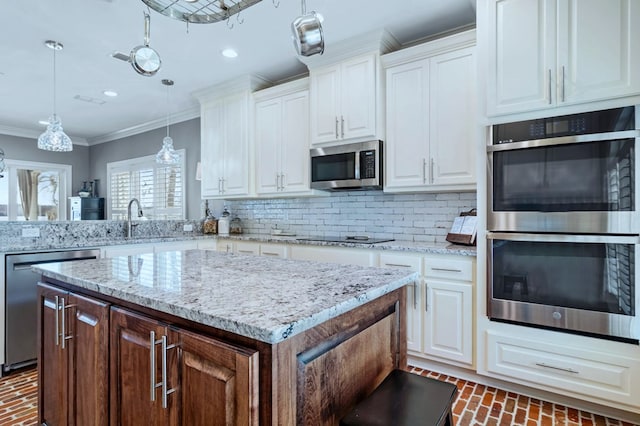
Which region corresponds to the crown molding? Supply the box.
[0,124,89,146]
[298,29,401,69]
[192,74,273,104]
[86,106,201,145]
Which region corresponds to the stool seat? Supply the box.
[340,369,457,426]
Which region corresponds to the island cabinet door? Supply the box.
[37,283,69,426]
[171,327,259,426]
[110,307,178,426]
[38,283,110,426]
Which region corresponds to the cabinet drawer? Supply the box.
[424,257,473,281]
[235,241,260,256]
[486,331,640,407]
[260,244,287,258]
[379,253,423,274]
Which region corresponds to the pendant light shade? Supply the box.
[38,40,73,152]
[156,79,179,165]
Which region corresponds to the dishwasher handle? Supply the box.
[12,255,99,271]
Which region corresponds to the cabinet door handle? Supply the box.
[430,158,435,183]
[561,66,565,102]
[341,115,345,138]
[422,159,427,184]
[548,69,552,104]
[221,178,225,194]
[431,267,462,273]
[54,295,60,346]
[60,298,76,349]
[335,117,339,139]
[425,285,429,312]
[150,331,163,402]
[413,281,418,310]
[275,174,280,191]
[535,362,579,374]
[161,335,177,409]
[281,173,285,190]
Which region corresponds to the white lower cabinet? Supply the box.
[154,240,199,252]
[235,241,260,256]
[260,243,287,259]
[196,239,218,250]
[421,256,475,368]
[485,330,640,409]
[288,245,376,267]
[101,243,156,257]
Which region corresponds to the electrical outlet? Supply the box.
[22,227,40,238]
[183,224,193,232]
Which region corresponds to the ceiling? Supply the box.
[0,0,475,145]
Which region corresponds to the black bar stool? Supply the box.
[340,369,457,426]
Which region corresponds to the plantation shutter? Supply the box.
[107,150,185,220]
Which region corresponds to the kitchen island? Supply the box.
[34,249,417,425]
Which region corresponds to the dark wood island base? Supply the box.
[37,276,406,426]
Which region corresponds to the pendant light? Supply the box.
[38,40,73,152]
[156,79,179,165]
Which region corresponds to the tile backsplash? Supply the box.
[221,190,476,243]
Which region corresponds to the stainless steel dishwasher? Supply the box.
[4,248,100,373]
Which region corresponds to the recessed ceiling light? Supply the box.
[221,48,238,58]
[38,120,49,126]
[103,90,118,97]
[184,0,199,2]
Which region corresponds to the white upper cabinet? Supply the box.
[429,47,477,187]
[200,93,250,198]
[487,0,640,116]
[195,76,270,200]
[255,79,314,196]
[383,30,477,193]
[310,53,379,145]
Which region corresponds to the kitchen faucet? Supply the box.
[126,198,144,238]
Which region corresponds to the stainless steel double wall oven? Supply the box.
[487,106,640,343]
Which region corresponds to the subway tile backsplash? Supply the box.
[222,190,476,243]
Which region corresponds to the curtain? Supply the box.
[17,169,40,221]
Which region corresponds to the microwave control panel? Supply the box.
[360,150,377,178]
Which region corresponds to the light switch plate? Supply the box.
[22,227,40,238]
[183,224,193,232]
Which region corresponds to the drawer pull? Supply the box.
[431,267,462,273]
[238,250,255,254]
[384,263,412,268]
[262,252,280,256]
[535,362,579,374]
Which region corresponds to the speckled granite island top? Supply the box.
[34,249,418,344]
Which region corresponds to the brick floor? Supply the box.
[409,367,638,426]
[0,367,637,425]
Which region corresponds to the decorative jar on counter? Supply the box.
[230,217,243,234]
[203,201,218,234]
[218,206,231,236]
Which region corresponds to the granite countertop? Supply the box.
[1,233,476,256]
[34,249,418,344]
[219,234,477,256]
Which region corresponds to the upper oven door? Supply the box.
[488,130,640,234]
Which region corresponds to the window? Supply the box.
[107,150,185,220]
[0,160,71,221]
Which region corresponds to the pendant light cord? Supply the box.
[165,82,170,138]
[52,46,57,116]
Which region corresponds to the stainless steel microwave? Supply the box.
[310,140,383,190]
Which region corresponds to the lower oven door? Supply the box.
[487,232,639,343]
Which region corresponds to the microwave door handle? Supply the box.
[354,152,360,180]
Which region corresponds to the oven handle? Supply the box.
[487,129,640,152]
[487,232,640,244]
